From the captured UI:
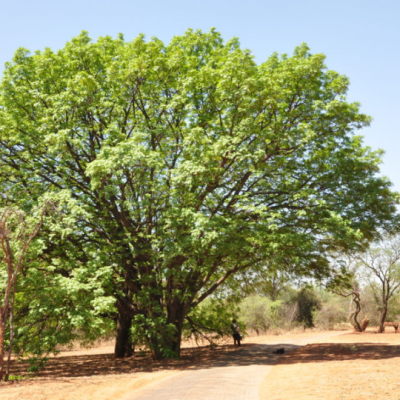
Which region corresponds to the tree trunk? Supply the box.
[0,313,4,381]
[350,292,362,332]
[165,303,185,357]
[114,312,133,358]
[378,305,388,333]
[148,303,185,361]
[167,320,183,356]
[5,288,16,381]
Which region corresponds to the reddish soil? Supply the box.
[0,338,239,400]
[260,328,400,400]
[2,328,400,400]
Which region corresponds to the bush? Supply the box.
[296,287,322,328]
[314,301,348,330]
[359,286,382,326]
[276,301,299,329]
[239,296,281,334]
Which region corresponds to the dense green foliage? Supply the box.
[0,29,398,359]
[183,298,238,345]
[295,287,322,328]
[0,202,114,380]
[239,296,281,333]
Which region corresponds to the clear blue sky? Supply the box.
[1,0,399,193]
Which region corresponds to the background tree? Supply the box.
[0,30,398,359]
[314,289,351,330]
[357,235,400,332]
[343,290,362,331]
[296,287,322,328]
[0,201,53,381]
[239,296,277,334]
[327,256,364,332]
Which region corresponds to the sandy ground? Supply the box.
[2,328,399,400]
[260,327,400,400]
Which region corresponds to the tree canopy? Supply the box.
[0,29,398,359]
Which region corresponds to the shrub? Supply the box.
[296,287,322,328]
[314,301,348,330]
[239,296,281,334]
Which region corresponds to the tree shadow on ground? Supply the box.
[271,343,400,365]
[182,342,400,370]
[8,345,242,379]
[8,341,400,379]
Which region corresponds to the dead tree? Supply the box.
[357,235,400,333]
[0,202,54,381]
[334,290,362,332]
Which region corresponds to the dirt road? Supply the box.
[122,331,349,400]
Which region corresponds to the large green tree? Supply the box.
[0,29,398,359]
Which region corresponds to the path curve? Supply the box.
[122,331,349,400]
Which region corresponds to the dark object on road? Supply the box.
[273,348,285,354]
